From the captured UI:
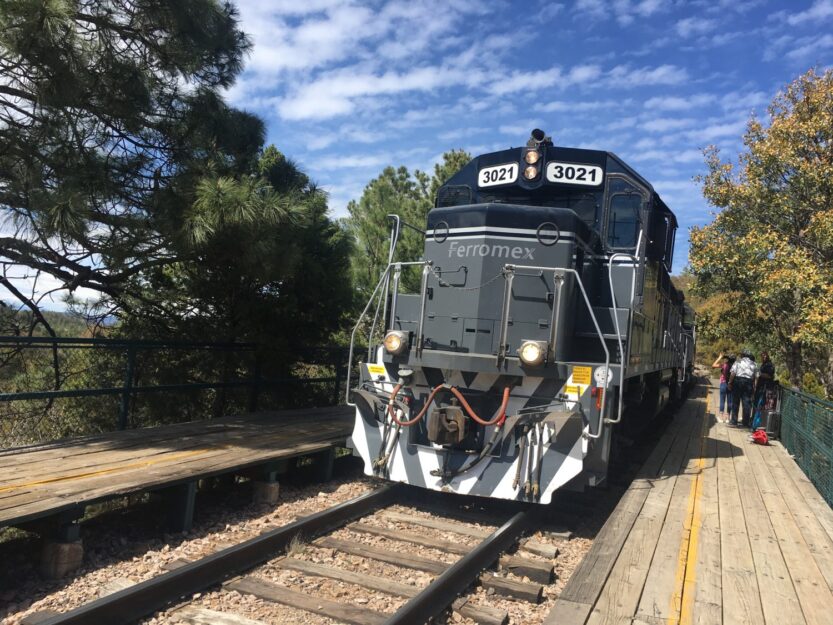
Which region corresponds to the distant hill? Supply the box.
[0,303,90,337]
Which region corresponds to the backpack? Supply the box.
[752,430,769,445]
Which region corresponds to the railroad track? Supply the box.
[32,484,578,625]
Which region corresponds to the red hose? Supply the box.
[387,384,511,428]
[450,386,510,426]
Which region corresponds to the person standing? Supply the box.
[728,348,758,427]
[753,351,776,429]
[711,352,734,422]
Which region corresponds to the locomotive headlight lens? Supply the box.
[384,330,408,354]
[524,150,540,164]
[518,340,547,366]
[524,165,539,180]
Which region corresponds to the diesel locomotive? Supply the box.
[347,130,695,504]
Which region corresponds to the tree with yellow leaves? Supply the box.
[690,69,833,395]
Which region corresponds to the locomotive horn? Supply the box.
[527,128,552,147]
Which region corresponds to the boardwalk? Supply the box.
[0,406,353,528]
[547,382,833,625]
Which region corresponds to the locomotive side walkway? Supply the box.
[0,406,353,529]
[546,382,833,625]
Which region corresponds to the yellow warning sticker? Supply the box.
[572,366,592,385]
[367,364,387,376]
[563,385,581,397]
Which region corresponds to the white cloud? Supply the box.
[644,94,716,110]
[786,33,833,61]
[576,0,667,25]
[537,99,624,112]
[607,64,689,86]
[675,17,718,38]
[642,117,698,132]
[785,0,833,25]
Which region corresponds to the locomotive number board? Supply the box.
[478,162,519,187]
[546,162,603,186]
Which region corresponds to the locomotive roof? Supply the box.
[444,143,678,228]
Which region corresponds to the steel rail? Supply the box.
[38,485,397,625]
[384,505,538,625]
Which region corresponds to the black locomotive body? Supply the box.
[347,131,695,503]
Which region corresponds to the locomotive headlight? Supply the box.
[524,165,539,180]
[524,150,541,164]
[384,330,408,355]
[518,340,547,366]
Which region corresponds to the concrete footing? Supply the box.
[252,480,280,505]
[40,540,83,579]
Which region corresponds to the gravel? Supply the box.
[1,476,604,625]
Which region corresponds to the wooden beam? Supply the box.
[349,521,471,555]
[480,574,544,603]
[227,576,388,625]
[315,536,449,575]
[499,554,555,584]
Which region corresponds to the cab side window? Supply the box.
[607,194,641,249]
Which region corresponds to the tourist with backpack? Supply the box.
[711,352,735,422]
[728,348,758,427]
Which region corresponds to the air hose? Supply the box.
[386,384,511,428]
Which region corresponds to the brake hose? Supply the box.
[387,384,511,427]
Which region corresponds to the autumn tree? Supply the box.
[346,149,471,298]
[690,69,833,394]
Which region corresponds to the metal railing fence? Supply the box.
[0,337,349,448]
[780,386,833,507]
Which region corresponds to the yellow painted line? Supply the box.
[0,447,224,494]
[669,414,708,625]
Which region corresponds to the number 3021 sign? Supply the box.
[546,162,603,186]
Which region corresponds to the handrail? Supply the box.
[345,260,431,407]
[605,228,643,425]
[346,265,393,406]
[503,264,610,439]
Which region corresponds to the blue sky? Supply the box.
[227,0,833,274]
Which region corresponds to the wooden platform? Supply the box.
[546,382,833,625]
[0,406,353,529]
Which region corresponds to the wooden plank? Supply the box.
[713,422,765,625]
[451,598,509,625]
[586,401,704,625]
[1,437,346,525]
[554,388,703,616]
[723,423,805,625]
[543,598,593,625]
[480,573,544,603]
[760,444,833,592]
[278,557,419,597]
[227,576,387,625]
[315,536,450,574]
[349,521,471,555]
[0,409,352,472]
[690,415,723,625]
[378,510,491,539]
[499,554,555,584]
[171,606,269,625]
[771,441,833,546]
[0,417,349,485]
[634,408,707,624]
[739,427,833,625]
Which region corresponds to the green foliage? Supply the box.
[690,69,833,396]
[346,149,471,298]
[0,0,262,317]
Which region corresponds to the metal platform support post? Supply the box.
[252,462,281,505]
[158,481,197,533]
[314,447,335,482]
